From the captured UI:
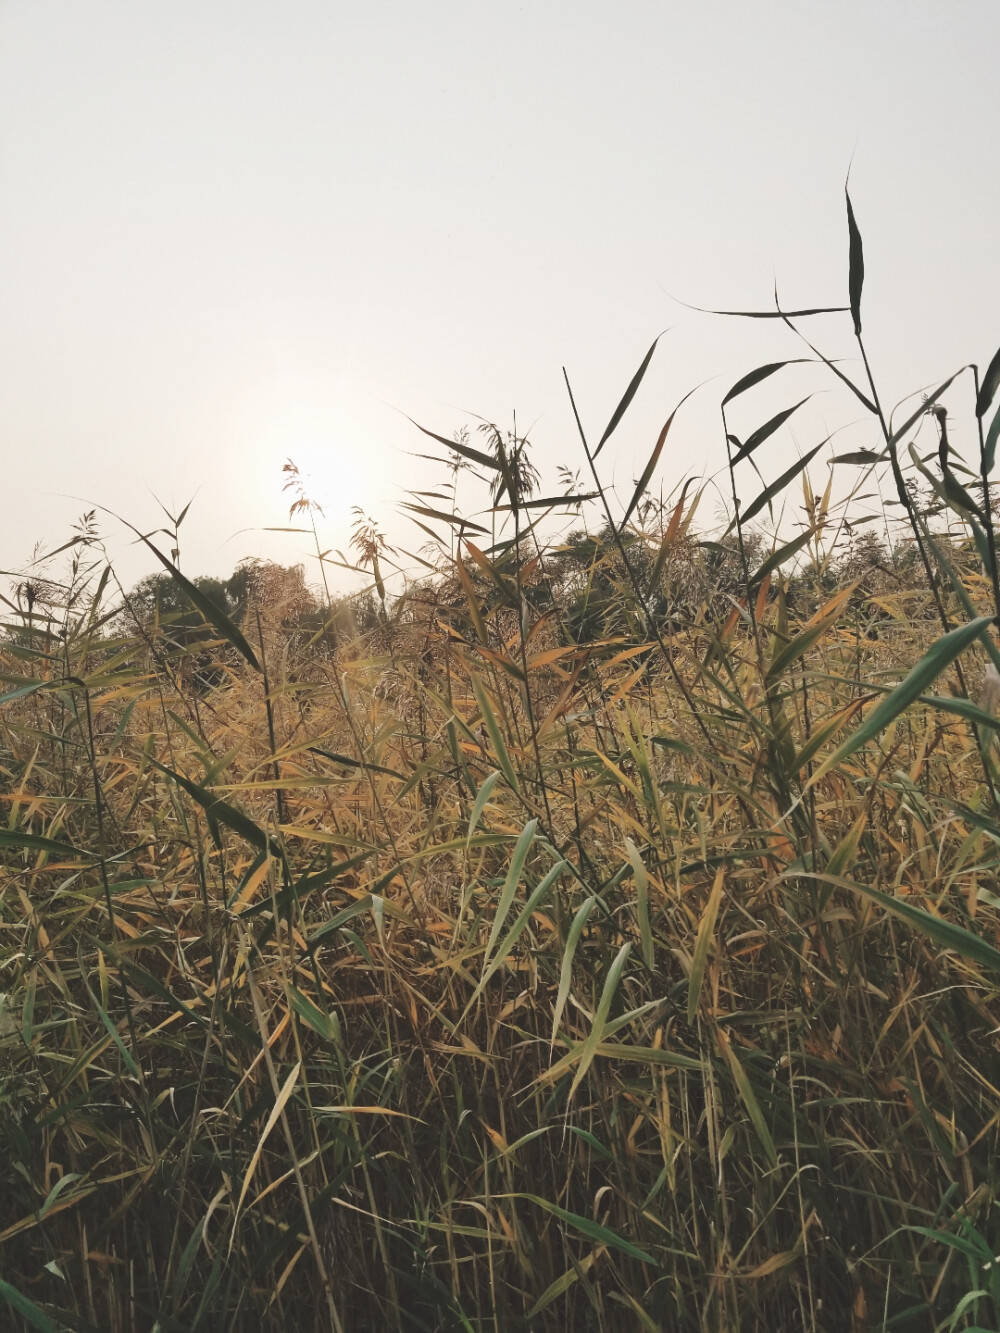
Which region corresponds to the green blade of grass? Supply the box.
[466,861,565,1007]
[142,537,261,672]
[482,819,537,968]
[619,387,697,532]
[750,525,817,587]
[730,397,812,465]
[594,334,661,458]
[0,828,91,859]
[0,1281,61,1333]
[734,442,825,528]
[149,758,273,853]
[687,868,724,1025]
[624,839,655,971]
[501,1192,655,1265]
[567,941,631,1103]
[836,876,1000,973]
[810,615,995,783]
[717,1024,778,1168]
[550,895,598,1049]
[722,359,810,405]
[471,675,520,794]
[466,770,501,847]
[977,343,1000,418]
[846,187,864,336]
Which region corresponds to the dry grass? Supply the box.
[4,199,1000,1331]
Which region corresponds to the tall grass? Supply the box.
[4,197,1000,1331]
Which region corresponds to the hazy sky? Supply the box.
[1,0,998,592]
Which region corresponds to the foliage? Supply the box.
[4,199,1000,1332]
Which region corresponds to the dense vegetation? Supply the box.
[5,199,1000,1332]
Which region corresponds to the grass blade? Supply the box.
[735,441,825,528]
[977,344,1000,418]
[619,388,696,532]
[142,537,261,672]
[716,1024,778,1168]
[811,616,995,783]
[687,867,724,1025]
[0,1281,60,1333]
[567,941,631,1103]
[150,759,273,853]
[846,187,864,336]
[594,335,660,458]
[625,839,655,971]
[550,896,598,1049]
[467,861,565,1006]
[231,1060,302,1250]
[483,819,537,967]
[466,770,501,847]
[730,397,812,465]
[502,1193,655,1264]
[722,360,809,406]
[838,878,1000,973]
[471,675,520,794]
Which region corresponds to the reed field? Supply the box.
[6,200,1000,1332]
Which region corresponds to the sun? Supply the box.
[253,373,381,527]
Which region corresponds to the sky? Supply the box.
[0,0,998,595]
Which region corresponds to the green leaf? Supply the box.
[736,442,825,528]
[811,616,995,782]
[767,587,852,682]
[466,770,501,847]
[405,417,502,471]
[920,521,1000,675]
[889,369,962,447]
[722,360,809,406]
[470,676,520,793]
[825,812,867,879]
[839,878,1000,974]
[594,335,660,458]
[493,493,597,511]
[241,848,374,918]
[525,1258,596,1318]
[984,401,1000,476]
[401,502,489,534]
[0,678,58,705]
[919,694,1000,732]
[39,1173,83,1219]
[111,953,209,1031]
[308,894,378,948]
[550,896,598,1048]
[149,759,273,853]
[750,525,816,587]
[706,306,849,321]
[142,539,261,672]
[287,984,340,1043]
[567,941,631,1103]
[731,397,811,465]
[688,870,724,1025]
[831,449,884,465]
[977,344,1000,418]
[0,1281,61,1332]
[308,747,404,780]
[467,861,565,1007]
[503,1192,655,1265]
[625,839,655,971]
[846,187,864,337]
[0,828,91,859]
[619,386,698,533]
[483,819,537,968]
[718,1026,778,1167]
[792,695,872,773]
